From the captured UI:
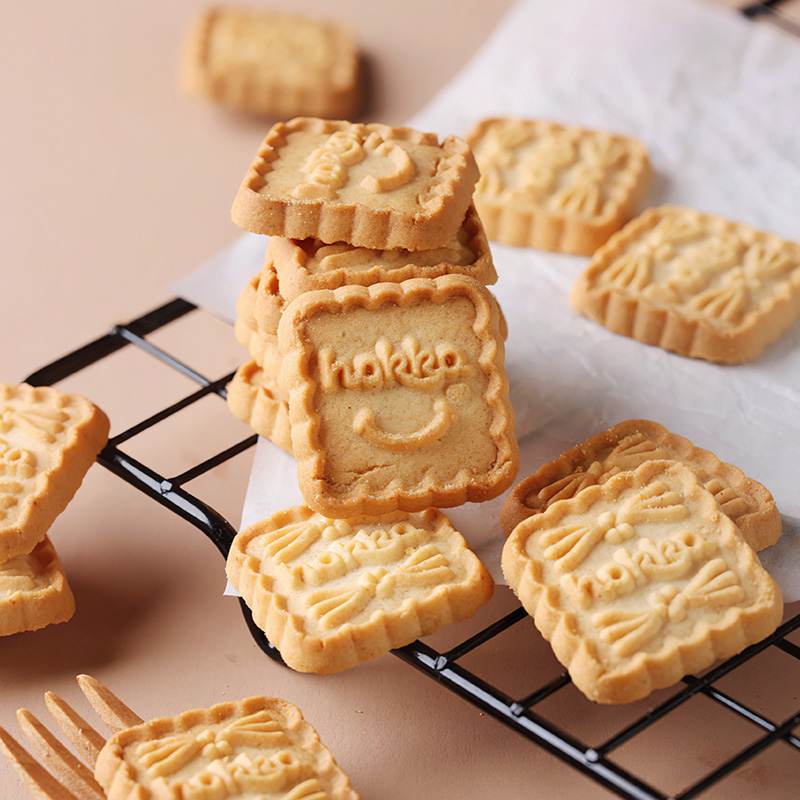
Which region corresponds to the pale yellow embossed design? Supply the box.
[659,558,745,623]
[280,779,330,800]
[317,336,474,393]
[353,398,457,452]
[594,604,667,658]
[607,435,669,470]
[359,138,415,194]
[617,480,688,525]
[305,569,387,629]
[252,521,331,564]
[0,439,37,521]
[0,403,67,445]
[391,543,456,588]
[703,478,749,520]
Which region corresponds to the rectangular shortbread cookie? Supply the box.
[231,117,480,251]
[500,419,781,552]
[278,275,518,517]
[467,117,651,255]
[502,461,783,704]
[570,205,800,363]
[0,383,109,562]
[227,505,493,673]
[270,203,497,302]
[0,536,75,636]
[94,695,360,800]
[181,8,360,119]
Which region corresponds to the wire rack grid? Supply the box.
[24,297,800,800]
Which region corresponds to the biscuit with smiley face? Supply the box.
[278,275,518,517]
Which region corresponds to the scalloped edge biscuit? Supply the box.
[226,362,292,454]
[0,536,75,636]
[95,695,360,800]
[231,118,480,251]
[278,275,518,517]
[271,204,497,302]
[227,505,493,673]
[570,205,800,363]
[467,117,652,255]
[500,419,781,552]
[180,8,360,119]
[0,383,109,562]
[502,460,783,704]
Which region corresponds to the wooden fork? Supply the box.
[0,674,143,800]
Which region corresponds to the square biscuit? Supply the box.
[502,461,783,704]
[278,276,518,517]
[500,419,781,552]
[570,205,800,363]
[231,118,480,251]
[227,505,493,673]
[0,383,109,562]
[181,8,360,119]
[95,695,360,800]
[467,117,651,255]
[0,536,75,636]
[270,204,497,302]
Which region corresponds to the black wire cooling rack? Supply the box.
[24,297,800,800]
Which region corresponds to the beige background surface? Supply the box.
[1,1,799,798]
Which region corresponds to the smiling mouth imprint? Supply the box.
[352,399,457,452]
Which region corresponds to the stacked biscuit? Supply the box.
[224,117,518,673]
[0,383,108,636]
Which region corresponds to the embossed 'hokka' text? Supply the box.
[316,336,474,392]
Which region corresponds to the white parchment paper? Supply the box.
[176,0,800,600]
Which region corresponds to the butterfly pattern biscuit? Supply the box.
[0,383,109,562]
[227,505,493,673]
[95,695,360,800]
[500,419,781,552]
[502,460,782,704]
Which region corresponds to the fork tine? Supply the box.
[15,710,104,800]
[0,725,80,800]
[76,674,143,733]
[42,694,105,769]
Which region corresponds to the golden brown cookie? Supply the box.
[181,8,360,119]
[278,275,518,517]
[570,205,800,363]
[0,537,75,636]
[226,362,292,454]
[270,204,497,302]
[0,383,109,562]
[500,419,781,552]
[95,695,360,800]
[231,118,480,251]
[467,117,651,254]
[502,460,782,704]
[227,505,493,673]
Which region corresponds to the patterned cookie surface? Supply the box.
[502,461,782,704]
[271,204,496,302]
[0,536,75,636]
[0,383,109,561]
[500,419,781,552]
[570,205,800,362]
[95,695,360,800]
[467,118,651,255]
[227,505,493,673]
[181,9,360,119]
[278,275,518,517]
[231,118,480,251]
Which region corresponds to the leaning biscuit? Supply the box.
[226,362,292,454]
[500,419,781,552]
[467,117,651,255]
[227,505,493,673]
[231,117,480,251]
[181,8,360,119]
[0,537,75,636]
[94,695,360,800]
[0,383,109,562]
[278,275,518,517]
[271,204,497,302]
[570,205,800,363]
[502,460,783,704]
